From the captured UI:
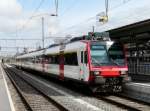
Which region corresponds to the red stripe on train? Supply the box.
[101,71,120,77]
[59,53,64,80]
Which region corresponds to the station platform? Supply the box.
[0,63,14,111]
[129,74,150,82]
[123,82,150,103]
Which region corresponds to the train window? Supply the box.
[35,57,39,63]
[49,55,56,63]
[56,55,59,64]
[31,58,35,63]
[49,55,59,64]
[81,51,87,64]
[52,56,54,63]
[81,51,83,63]
[108,43,125,66]
[48,58,51,63]
[84,51,87,63]
[64,53,78,66]
[35,56,43,63]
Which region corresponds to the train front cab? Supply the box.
[81,41,130,92]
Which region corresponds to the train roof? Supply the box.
[16,50,44,59]
[43,41,87,55]
[16,39,115,59]
[16,41,87,59]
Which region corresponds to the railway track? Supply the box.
[3,64,150,111]
[96,93,150,111]
[3,65,67,111]
[3,64,105,111]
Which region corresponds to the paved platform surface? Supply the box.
[123,82,150,103]
[0,63,14,111]
[129,74,150,82]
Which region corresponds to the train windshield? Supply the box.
[90,42,111,66]
[90,42,125,66]
[108,43,125,66]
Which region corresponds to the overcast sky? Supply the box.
[0,0,150,56]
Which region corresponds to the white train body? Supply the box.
[14,40,130,92]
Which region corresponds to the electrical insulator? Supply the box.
[89,32,95,37]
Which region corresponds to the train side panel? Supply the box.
[15,41,90,83]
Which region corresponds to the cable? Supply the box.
[60,0,78,17]
[21,0,45,30]
[110,0,132,10]
[7,0,45,35]
[59,0,133,34]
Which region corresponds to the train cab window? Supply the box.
[108,43,125,66]
[90,43,110,66]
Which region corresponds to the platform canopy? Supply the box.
[108,19,150,44]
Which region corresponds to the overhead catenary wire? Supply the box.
[3,0,46,52]
[20,0,46,31]
[111,0,132,10]
[58,0,133,35]
[7,0,45,35]
[60,0,78,17]
[4,0,132,38]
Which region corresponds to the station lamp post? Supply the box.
[41,17,44,49]
[31,13,57,49]
[98,0,109,22]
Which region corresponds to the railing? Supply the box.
[128,62,150,75]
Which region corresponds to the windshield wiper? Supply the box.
[110,59,120,66]
[92,58,102,66]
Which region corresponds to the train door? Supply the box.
[59,52,64,80]
[80,51,89,81]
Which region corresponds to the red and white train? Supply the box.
[13,36,130,92]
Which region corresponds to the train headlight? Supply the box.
[120,71,127,75]
[94,71,100,75]
[122,76,132,83]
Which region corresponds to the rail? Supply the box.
[3,64,68,111]
[96,95,150,111]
